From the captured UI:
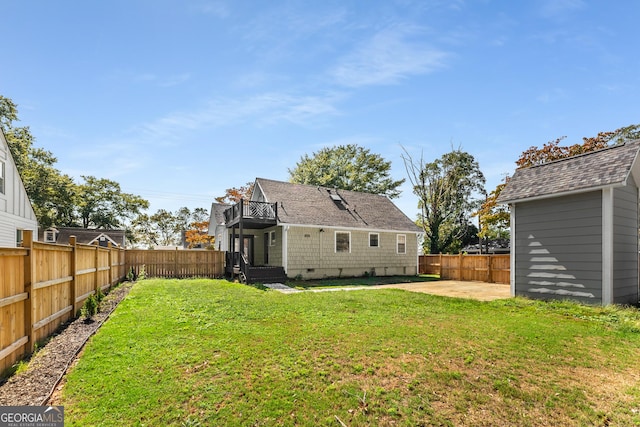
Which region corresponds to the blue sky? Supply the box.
[1,1,639,220]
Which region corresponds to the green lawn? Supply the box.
[60,278,640,426]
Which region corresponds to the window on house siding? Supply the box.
[0,161,5,194]
[335,231,351,253]
[44,230,56,243]
[16,229,23,247]
[369,233,379,247]
[397,234,406,254]
[269,230,276,246]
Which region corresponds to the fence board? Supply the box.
[419,254,510,284]
[0,248,27,373]
[125,249,224,279]
[1,239,225,373]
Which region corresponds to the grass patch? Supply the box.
[288,274,439,289]
[60,278,640,426]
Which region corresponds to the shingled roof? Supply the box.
[497,140,640,204]
[209,202,229,226]
[254,178,421,232]
[40,227,126,247]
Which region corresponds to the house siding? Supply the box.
[0,132,38,247]
[514,191,603,304]
[613,183,639,304]
[285,226,418,279]
[267,227,283,267]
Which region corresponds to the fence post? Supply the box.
[107,242,113,289]
[175,247,179,279]
[69,236,78,315]
[22,230,36,353]
[458,252,463,280]
[487,254,493,283]
[438,253,443,277]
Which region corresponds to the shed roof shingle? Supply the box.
[497,140,640,203]
[255,178,421,232]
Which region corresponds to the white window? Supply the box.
[0,161,5,195]
[44,230,56,243]
[369,233,379,248]
[397,234,406,254]
[335,231,351,253]
[269,230,276,246]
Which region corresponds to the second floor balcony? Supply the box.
[224,200,278,229]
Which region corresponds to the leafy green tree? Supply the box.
[289,144,405,198]
[76,176,149,229]
[402,147,486,254]
[129,206,211,248]
[474,177,510,246]
[0,96,18,129]
[1,96,76,228]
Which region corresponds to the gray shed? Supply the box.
[498,141,640,305]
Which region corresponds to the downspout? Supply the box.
[415,232,422,275]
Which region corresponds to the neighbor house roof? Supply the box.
[40,227,126,246]
[254,178,421,232]
[209,203,229,226]
[497,140,640,204]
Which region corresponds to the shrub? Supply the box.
[95,287,105,306]
[138,265,147,280]
[81,294,99,320]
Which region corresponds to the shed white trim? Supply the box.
[510,205,516,297]
[602,188,614,305]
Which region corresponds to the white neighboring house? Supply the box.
[0,128,38,247]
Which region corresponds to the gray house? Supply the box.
[498,141,640,305]
[209,178,422,283]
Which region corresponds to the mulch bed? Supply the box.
[0,281,135,406]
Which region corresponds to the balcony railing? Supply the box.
[223,200,277,225]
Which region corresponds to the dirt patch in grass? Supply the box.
[324,346,640,426]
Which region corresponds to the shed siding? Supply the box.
[514,191,603,303]
[286,226,418,279]
[613,184,639,304]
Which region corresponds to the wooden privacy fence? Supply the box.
[125,249,224,279]
[420,254,510,284]
[0,241,225,373]
[0,230,126,374]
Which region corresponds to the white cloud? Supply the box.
[108,70,192,88]
[190,1,230,18]
[538,0,585,19]
[136,91,344,141]
[536,88,567,104]
[330,25,450,87]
